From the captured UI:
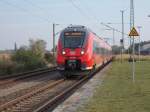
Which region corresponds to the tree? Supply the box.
[50,45,57,53]
[112,45,122,54]
[29,39,46,58]
[12,39,47,71]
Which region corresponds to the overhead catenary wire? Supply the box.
[23,0,47,12]
[22,0,55,21]
[101,22,133,48]
[67,0,91,21]
[0,0,51,23]
[1,0,78,28]
[74,0,102,31]
[101,22,129,36]
[67,0,104,39]
[68,0,98,28]
[75,0,100,25]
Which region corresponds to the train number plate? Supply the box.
[70,51,75,55]
[68,60,76,63]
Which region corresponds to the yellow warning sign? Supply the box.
[129,27,139,37]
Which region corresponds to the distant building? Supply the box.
[141,43,150,55]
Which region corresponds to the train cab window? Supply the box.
[63,32,85,48]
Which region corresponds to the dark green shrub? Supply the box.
[0,59,15,75]
[0,39,48,75]
[12,47,46,71]
[44,53,55,64]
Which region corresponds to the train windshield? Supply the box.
[63,32,85,48]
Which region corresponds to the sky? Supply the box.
[0,0,150,50]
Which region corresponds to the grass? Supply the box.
[78,61,150,112]
[115,54,150,61]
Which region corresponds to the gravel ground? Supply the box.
[2,80,76,112]
[53,64,111,112]
[0,71,60,97]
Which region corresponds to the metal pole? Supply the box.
[129,0,133,60]
[120,39,123,63]
[14,42,17,51]
[128,36,130,55]
[53,23,55,57]
[132,0,135,83]
[138,28,141,61]
[132,37,135,82]
[130,0,135,83]
[121,10,125,48]
[113,29,115,46]
[137,26,142,61]
[121,10,125,63]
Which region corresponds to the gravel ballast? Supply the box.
[53,64,111,112]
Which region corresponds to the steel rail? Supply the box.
[0,67,57,86]
[34,60,112,112]
[0,79,64,111]
[0,67,56,80]
[0,59,112,112]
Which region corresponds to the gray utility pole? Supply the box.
[112,29,115,46]
[14,42,17,51]
[52,23,60,57]
[121,10,125,63]
[129,0,134,59]
[130,0,135,83]
[53,23,55,57]
[137,26,142,61]
[121,10,125,48]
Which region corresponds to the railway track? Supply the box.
[0,60,112,112]
[0,71,62,105]
[0,78,77,112]
[0,67,56,80]
[0,68,60,106]
[34,60,112,112]
[0,67,56,88]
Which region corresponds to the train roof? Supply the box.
[63,25,88,32]
[62,25,112,50]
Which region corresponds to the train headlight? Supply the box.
[62,50,66,55]
[81,50,85,55]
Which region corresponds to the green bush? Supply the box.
[0,59,15,75]
[44,53,55,64]
[0,39,48,76]
[12,48,46,71]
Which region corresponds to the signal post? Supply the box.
[129,27,139,83]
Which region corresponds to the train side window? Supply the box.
[97,43,101,54]
[93,41,97,53]
[96,42,100,54]
[101,47,104,55]
[96,47,99,54]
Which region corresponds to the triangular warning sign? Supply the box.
[129,27,139,37]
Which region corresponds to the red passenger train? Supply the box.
[56,25,112,77]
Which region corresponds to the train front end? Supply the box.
[56,26,93,75]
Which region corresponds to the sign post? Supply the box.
[129,27,139,83]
